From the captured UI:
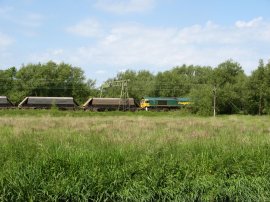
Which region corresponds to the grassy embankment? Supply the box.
[0,111,270,201]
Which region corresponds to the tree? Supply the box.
[0,67,17,96]
[246,60,268,115]
[101,70,155,100]
[212,60,247,114]
[189,85,213,116]
[14,61,95,104]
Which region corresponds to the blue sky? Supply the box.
[1,0,270,85]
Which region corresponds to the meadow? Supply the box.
[0,111,270,201]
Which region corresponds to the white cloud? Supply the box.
[51,49,64,56]
[95,0,155,14]
[0,33,14,66]
[0,6,13,17]
[0,32,13,50]
[68,18,270,70]
[95,70,107,74]
[21,13,43,27]
[29,49,66,64]
[235,17,263,28]
[31,17,270,82]
[0,5,43,29]
[67,18,102,37]
[22,0,37,3]
[0,7,41,39]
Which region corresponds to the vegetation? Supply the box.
[0,113,270,201]
[1,59,270,115]
[0,61,98,104]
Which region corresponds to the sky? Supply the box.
[0,0,270,85]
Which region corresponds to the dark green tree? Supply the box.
[101,70,155,100]
[14,61,95,104]
[212,60,247,114]
[246,60,267,114]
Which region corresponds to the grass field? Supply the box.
[1,111,270,201]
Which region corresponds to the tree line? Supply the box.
[1,60,270,115]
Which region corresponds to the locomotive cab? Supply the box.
[140,99,150,109]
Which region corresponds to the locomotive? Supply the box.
[140,97,191,111]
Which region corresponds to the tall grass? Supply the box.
[0,114,270,201]
[0,108,194,117]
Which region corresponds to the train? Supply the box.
[0,96,191,111]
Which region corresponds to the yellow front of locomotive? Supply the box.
[140,99,150,109]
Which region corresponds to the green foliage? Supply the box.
[0,67,17,98]
[154,65,212,97]
[190,85,213,116]
[246,59,270,115]
[102,70,155,99]
[213,60,247,114]
[50,100,59,113]
[0,61,97,104]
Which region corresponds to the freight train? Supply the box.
[0,96,191,111]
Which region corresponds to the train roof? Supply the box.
[83,97,135,107]
[142,97,190,101]
[19,97,79,106]
[177,97,190,102]
[0,96,14,106]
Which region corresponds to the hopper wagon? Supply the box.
[18,97,79,110]
[0,96,14,109]
[83,98,137,111]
